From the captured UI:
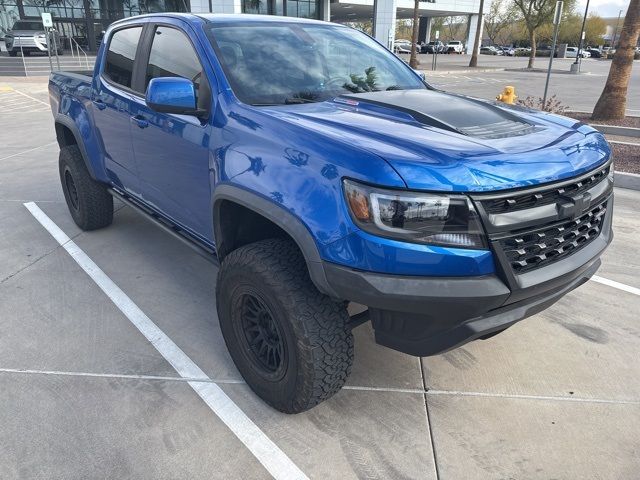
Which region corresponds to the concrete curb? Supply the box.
[615,171,640,191]
[592,125,640,137]
[419,68,505,75]
[567,110,640,118]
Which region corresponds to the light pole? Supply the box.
[611,9,623,48]
[574,0,589,71]
[543,1,563,106]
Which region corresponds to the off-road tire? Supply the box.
[59,144,113,230]
[216,238,354,413]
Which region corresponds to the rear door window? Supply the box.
[104,26,143,90]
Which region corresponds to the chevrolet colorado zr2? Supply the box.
[49,14,613,413]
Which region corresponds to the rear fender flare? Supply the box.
[54,114,97,180]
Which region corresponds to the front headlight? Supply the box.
[343,179,487,249]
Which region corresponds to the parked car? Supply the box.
[587,48,602,58]
[566,47,590,58]
[424,40,446,53]
[480,46,499,55]
[393,39,412,54]
[500,46,515,56]
[49,13,613,413]
[4,20,62,57]
[446,40,464,54]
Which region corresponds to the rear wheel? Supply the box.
[59,145,113,231]
[216,238,354,413]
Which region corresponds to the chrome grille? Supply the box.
[13,36,38,47]
[483,164,610,214]
[498,201,607,273]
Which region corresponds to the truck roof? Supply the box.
[196,13,330,25]
[109,12,332,28]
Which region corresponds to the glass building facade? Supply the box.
[241,0,319,19]
[0,0,190,51]
[1,0,321,52]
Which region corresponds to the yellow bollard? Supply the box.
[496,86,517,104]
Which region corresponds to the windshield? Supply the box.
[12,21,44,31]
[206,22,426,106]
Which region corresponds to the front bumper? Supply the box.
[6,36,48,52]
[324,168,614,356]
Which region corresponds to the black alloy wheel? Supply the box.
[64,168,80,211]
[236,290,287,379]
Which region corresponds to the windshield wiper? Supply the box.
[284,97,319,104]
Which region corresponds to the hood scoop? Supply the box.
[339,89,542,140]
[457,120,539,139]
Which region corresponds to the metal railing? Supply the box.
[69,37,90,70]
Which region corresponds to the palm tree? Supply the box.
[469,0,485,67]
[409,0,420,68]
[591,1,640,120]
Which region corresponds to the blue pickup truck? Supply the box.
[49,13,613,413]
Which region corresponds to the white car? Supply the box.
[446,41,464,54]
[566,47,591,58]
[393,39,413,54]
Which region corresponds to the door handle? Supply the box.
[92,99,106,110]
[130,115,149,129]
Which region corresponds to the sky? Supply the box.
[576,0,630,18]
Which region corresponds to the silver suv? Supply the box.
[5,20,62,57]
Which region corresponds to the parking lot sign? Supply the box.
[41,12,53,28]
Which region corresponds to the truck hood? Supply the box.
[263,89,609,192]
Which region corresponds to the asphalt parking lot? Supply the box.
[1,77,639,479]
[413,55,640,115]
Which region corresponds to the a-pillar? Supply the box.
[373,0,397,49]
[418,17,432,43]
[466,14,484,55]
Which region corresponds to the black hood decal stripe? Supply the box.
[340,90,542,140]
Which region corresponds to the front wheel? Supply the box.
[216,239,354,413]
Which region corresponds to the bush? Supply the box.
[518,95,568,114]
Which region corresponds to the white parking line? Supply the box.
[0,142,57,162]
[427,390,640,405]
[592,275,640,297]
[5,367,638,406]
[23,202,309,480]
[11,88,50,106]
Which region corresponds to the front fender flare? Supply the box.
[213,184,339,298]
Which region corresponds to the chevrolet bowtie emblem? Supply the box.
[558,191,592,219]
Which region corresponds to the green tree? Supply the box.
[409,0,420,68]
[513,0,575,68]
[469,0,485,67]
[485,0,515,45]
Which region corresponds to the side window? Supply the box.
[104,26,143,90]
[145,26,208,107]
